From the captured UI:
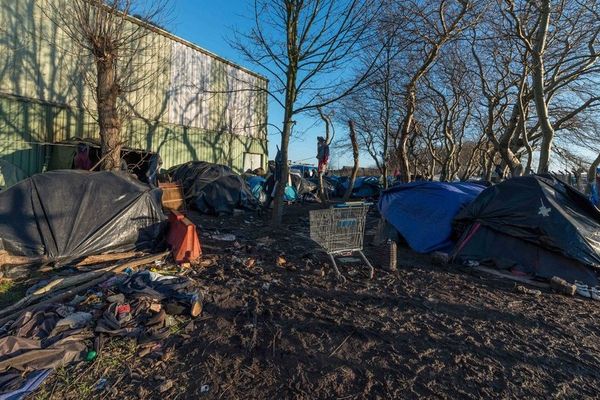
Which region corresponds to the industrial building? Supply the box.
[0,0,268,179]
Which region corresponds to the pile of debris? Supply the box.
[0,253,203,399]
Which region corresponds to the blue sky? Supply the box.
[170,0,350,168]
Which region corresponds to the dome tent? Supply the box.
[170,162,259,214]
[453,175,600,286]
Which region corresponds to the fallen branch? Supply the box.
[474,266,549,289]
[329,332,353,357]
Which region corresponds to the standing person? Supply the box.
[265,148,283,209]
[316,136,330,174]
[73,142,93,170]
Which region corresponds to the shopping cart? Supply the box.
[309,202,374,282]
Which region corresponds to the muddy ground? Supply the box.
[35,203,600,399]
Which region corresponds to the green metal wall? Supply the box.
[0,0,268,176]
[0,94,268,175]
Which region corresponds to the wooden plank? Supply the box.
[474,266,549,288]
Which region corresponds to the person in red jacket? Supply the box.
[73,143,92,170]
[316,136,330,174]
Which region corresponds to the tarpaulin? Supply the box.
[0,304,91,374]
[379,181,485,253]
[246,176,267,204]
[0,170,165,262]
[341,176,381,198]
[290,174,317,196]
[0,161,25,191]
[170,162,258,214]
[454,175,600,283]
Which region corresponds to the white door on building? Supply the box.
[243,153,263,171]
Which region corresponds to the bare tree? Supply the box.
[393,0,474,183]
[343,120,360,200]
[233,0,380,225]
[317,107,335,200]
[43,0,171,170]
[472,0,600,176]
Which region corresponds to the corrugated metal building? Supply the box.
[0,0,268,176]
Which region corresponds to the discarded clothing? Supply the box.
[0,304,91,375]
[96,271,201,341]
[0,369,51,400]
[118,271,200,309]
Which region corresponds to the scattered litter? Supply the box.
[149,303,162,313]
[211,234,237,242]
[158,379,174,393]
[95,378,108,391]
[106,294,125,304]
[515,285,542,296]
[200,384,210,393]
[0,369,52,400]
[276,256,287,267]
[550,276,576,296]
[85,351,97,362]
[52,312,93,334]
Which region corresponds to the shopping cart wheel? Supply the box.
[328,253,347,283]
[358,250,375,279]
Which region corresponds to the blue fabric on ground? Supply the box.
[378,182,485,253]
[0,369,51,400]
[284,186,297,202]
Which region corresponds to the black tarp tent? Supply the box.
[453,174,600,285]
[169,162,258,214]
[0,170,165,262]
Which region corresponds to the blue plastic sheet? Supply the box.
[378,182,485,253]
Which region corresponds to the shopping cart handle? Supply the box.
[333,202,373,209]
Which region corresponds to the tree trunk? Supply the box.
[272,7,298,226]
[533,0,554,174]
[343,120,360,201]
[96,58,122,171]
[587,152,600,194]
[397,87,416,183]
[317,108,333,201]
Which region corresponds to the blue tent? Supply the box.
[245,175,298,203]
[341,176,381,198]
[378,182,485,253]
